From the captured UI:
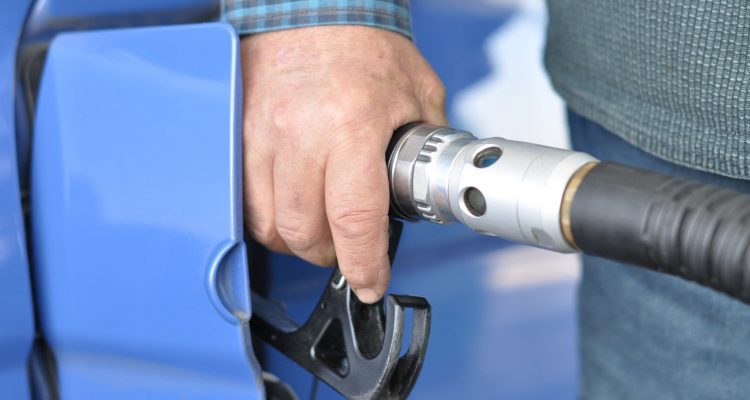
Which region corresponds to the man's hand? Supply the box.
[240,26,447,303]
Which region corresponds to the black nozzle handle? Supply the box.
[570,162,750,303]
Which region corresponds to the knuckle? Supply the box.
[330,207,387,242]
[388,96,421,124]
[268,100,293,132]
[270,113,288,132]
[327,94,384,126]
[424,79,447,106]
[276,220,319,252]
[247,219,276,244]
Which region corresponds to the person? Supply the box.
[546,2,750,399]
[224,1,750,398]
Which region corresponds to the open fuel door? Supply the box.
[30,23,263,399]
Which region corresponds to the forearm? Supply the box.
[221,0,413,38]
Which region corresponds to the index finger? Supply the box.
[325,134,391,304]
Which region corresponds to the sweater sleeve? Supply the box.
[222,0,412,39]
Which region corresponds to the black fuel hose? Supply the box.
[570,162,750,303]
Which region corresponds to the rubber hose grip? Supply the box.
[570,162,750,303]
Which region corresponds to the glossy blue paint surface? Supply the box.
[23,0,218,39]
[31,23,263,399]
[15,0,218,189]
[33,0,216,19]
[0,0,36,399]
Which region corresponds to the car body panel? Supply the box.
[0,0,37,398]
[30,22,263,399]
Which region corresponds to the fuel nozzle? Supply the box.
[388,123,750,305]
[387,123,597,252]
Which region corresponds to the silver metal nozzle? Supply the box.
[388,124,598,252]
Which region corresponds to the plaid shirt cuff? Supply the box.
[221,0,412,39]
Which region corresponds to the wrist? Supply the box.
[240,25,414,74]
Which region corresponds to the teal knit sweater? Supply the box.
[545,1,750,179]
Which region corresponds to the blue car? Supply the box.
[0,1,577,398]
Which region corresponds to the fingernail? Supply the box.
[354,288,380,304]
